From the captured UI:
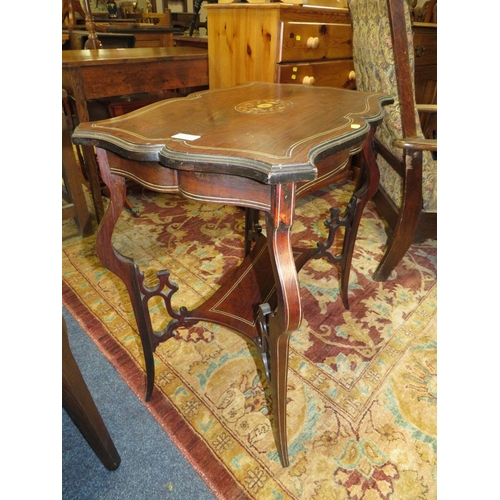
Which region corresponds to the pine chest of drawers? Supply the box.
[206,3,355,90]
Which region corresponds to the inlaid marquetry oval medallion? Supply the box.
[235,99,293,114]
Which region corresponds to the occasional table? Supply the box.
[72,82,392,467]
[62,46,208,222]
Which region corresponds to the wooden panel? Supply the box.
[133,32,174,47]
[208,6,281,88]
[277,59,355,88]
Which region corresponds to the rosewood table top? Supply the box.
[74,82,388,184]
[72,82,392,467]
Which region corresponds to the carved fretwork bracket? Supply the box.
[134,267,190,346]
[310,193,360,310]
[255,303,273,383]
[315,195,358,267]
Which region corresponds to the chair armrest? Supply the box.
[416,104,437,113]
[392,137,437,152]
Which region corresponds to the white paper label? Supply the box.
[171,133,201,141]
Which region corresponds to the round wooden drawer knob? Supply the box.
[348,70,356,81]
[307,37,320,49]
[302,76,315,85]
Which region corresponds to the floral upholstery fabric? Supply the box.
[348,0,437,212]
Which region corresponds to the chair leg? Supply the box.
[62,92,88,187]
[62,110,93,236]
[62,317,121,471]
[372,151,423,281]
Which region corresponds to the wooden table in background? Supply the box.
[62,46,208,222]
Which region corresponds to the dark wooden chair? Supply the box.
[63,316,121,471]
[348,0,437,281]
[170,12,201,33]
[62,0,86,26]
[66,0,102,49]
[411,0,437,23]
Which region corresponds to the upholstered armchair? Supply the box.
[348,0,437,281]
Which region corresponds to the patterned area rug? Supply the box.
[62,182,437,500]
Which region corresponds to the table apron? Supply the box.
[106,144,362,210]
[108,156,274,211]
[63,59,208,101]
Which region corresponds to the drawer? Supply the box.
[133,33,174,48]
[412,29,436,67]
[279,22,353,62]
[277,59,356,89]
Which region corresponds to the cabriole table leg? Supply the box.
[94,148,159,400]
[255,183,302,467]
